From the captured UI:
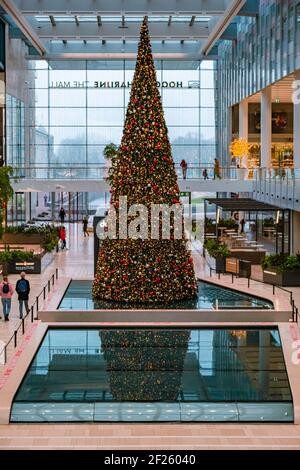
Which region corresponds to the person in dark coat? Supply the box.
[83,216,89,237]
[16,272,30,319]
[59,207,66,223]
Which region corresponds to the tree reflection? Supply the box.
[100,329,190,401]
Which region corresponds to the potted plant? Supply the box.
[261,254,300,286]
[103,143,118,179]
[204,239,231,273]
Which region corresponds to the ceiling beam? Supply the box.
[201,0,246,55]
[26,22,211,39]
[35,39,216,60]
[0,0,47,55]
[14,0,227,15]
[27,51,219,60]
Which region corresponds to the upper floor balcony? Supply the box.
[10,165,254,193]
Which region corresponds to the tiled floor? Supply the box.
[0,423,300,450]
[1,225,300,449]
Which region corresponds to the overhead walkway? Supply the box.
[11,165,254,193]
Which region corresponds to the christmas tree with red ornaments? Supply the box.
[92,17,197,304]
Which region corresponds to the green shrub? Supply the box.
[261,253,300,273]
[218,218,239,229]
[204,239,231,258]
[263,217,275,227]
[5,224,59,252]
[0,250,35,263]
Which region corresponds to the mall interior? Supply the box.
[2,0,300,451]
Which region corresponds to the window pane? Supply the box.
[200,127,216,144]
[49,108,86,126]
[200,70,215,88]
[87,145,107,164]
[51,145,87,164]
[200,89,216,107]
[33,108,48,127]
[87,127,123,144]
[87,108,124,126]
[164,108,199,126]
[49,127,86,145]
[200,108,216,126]
[200,145,216,163]
[171,145,199,164]
[168,127,199,144]
[87,89,124,107]
[34,70,48,88]
[34,89,49,107]
[50,89,86,107]
[162,89,199,107]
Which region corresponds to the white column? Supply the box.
[260,86,272,168]
[293,70,300,168]
[25,192,31,222]
[238,99,249,175]
[239,99,248,140]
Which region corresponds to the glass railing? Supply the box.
[11,165,243,180]
[253,168,300,181]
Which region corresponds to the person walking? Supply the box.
[202,168,208,180]
[83,216,89,237]
[59,225,67,250]
[59,207,66,224]
[239,218,246,234]
[180,159,188,179]
[0,276,14,321]
[213,158,221,180]
[16,272,30,319]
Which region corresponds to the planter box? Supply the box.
[263,268,300,286]
[215,257,226,273]
[230,249,266,264]
[1,233,45,245]
[2,258,41,275]
[204,250,226,273]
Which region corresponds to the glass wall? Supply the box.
[28,59,217,170]
[6,94,25,168]
[218,0,300,165]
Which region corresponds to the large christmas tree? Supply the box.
[93,17,197,304]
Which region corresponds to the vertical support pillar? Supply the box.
[239,99,248,172]
[261,86,272,168]
[239,99,248,140]
[51,192,55,222]
[293,70,300,168]
[25,192,31,222]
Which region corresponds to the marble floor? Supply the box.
[1,224,300,449]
